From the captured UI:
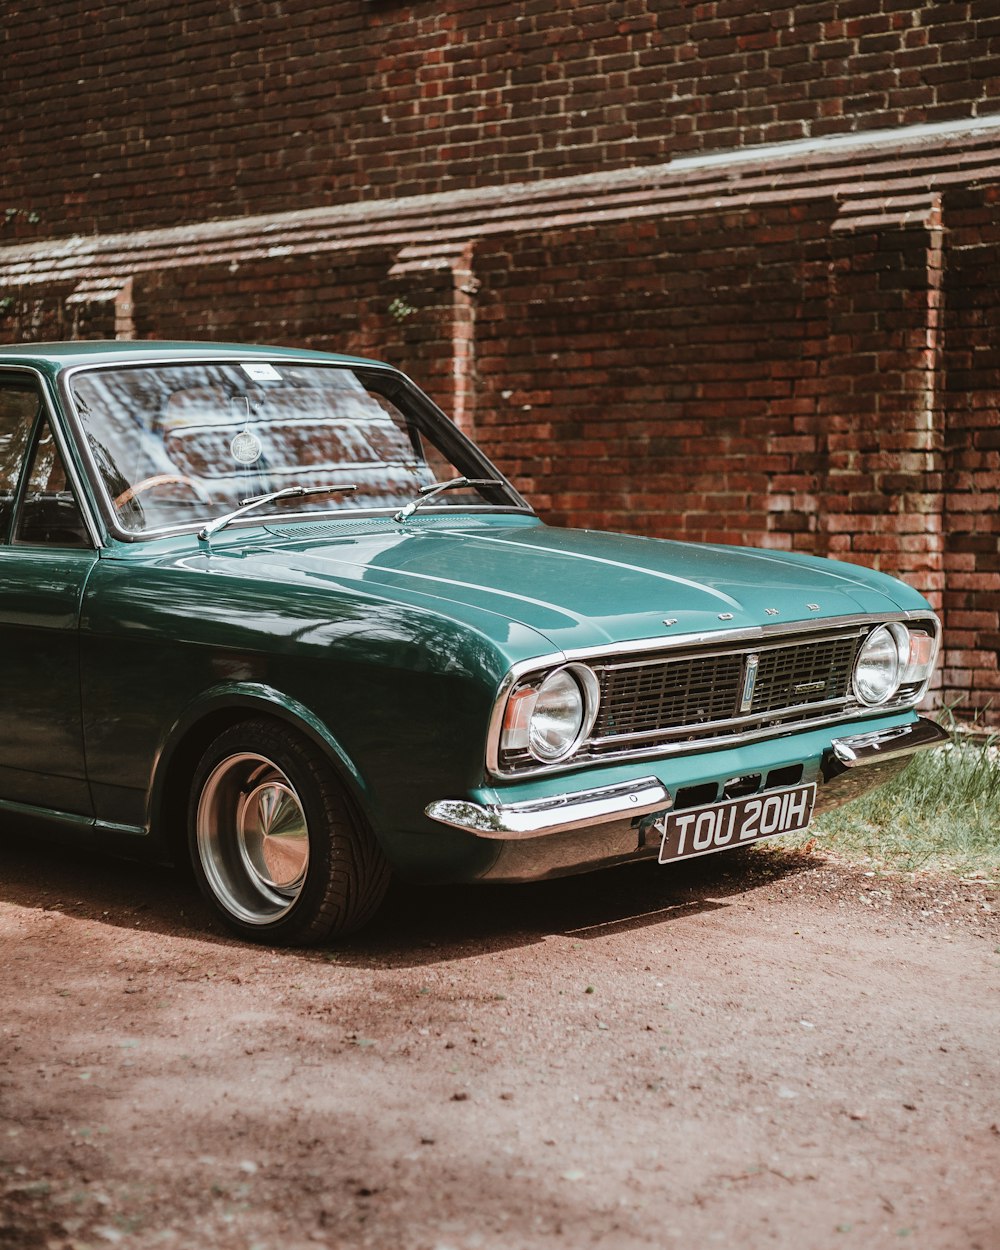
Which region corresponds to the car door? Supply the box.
[0,370,99,815]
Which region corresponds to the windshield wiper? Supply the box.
[393,476,503,523]
[198,484,358,542]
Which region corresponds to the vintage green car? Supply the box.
[0,341,947,943]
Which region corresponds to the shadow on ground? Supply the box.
[0,831,823,969]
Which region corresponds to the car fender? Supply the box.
[147,681,374,854]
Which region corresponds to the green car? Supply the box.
[0,341,947,943]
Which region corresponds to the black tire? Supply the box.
[187,718,390,945]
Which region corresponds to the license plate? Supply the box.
[655,783,816,865]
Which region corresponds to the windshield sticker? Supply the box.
[231,431,264,464]
[240,362,283,382]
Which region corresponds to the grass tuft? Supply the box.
[799,733,1000,878]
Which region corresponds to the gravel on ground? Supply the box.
[1,839,998,1250]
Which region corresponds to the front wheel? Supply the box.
[188,719,390,944]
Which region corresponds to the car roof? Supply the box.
[0,340,390,371]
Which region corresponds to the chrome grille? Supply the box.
[592,631,862,746]
[751,635,859,714]
[594,654,743,737]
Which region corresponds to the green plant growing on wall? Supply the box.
[388,297,416,322]
[3,208,41,227]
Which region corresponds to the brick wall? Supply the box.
[2,1,998,240]
[819,203,945,601]
[942,186,1000,722]
[470,206,837,545]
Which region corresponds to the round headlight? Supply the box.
[528,668,587,762]
[853,624,904,706]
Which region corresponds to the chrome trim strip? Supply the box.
[590,694,853,747]
[492,705,920,780]
[831,717,949,767]
[426,777,670,840]
[561,610,940,663]
[588,625,867,671]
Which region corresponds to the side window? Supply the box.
[14,418,91,548]
[0,382,40,538]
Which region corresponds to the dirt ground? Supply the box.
[1,836,998,1250]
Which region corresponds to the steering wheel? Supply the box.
[114,473,213,513]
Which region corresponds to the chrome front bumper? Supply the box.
[828,716,949,768]
[426,776,671,840]
[422,715,945,870]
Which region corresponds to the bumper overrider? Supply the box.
[426,717,949,883]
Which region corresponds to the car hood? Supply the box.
[231,518,922,656]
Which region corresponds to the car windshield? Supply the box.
[68,360,519,536]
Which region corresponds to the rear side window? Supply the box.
[0,381,42,539]
[15,418,90,548]
[0,377,90,548]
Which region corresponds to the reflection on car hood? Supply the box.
[240,518,922,655]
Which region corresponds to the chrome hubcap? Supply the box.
[197,753,309,926]
[237,779,309,891]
